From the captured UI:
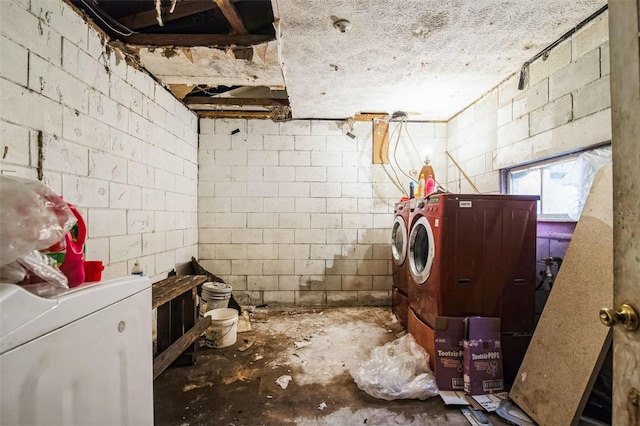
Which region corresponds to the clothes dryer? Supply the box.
[407,193,538,333]
[391,198,411,326]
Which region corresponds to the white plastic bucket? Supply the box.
[204,308,239,348]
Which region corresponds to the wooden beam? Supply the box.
[123,33,273,47]
[372,118,389,164]
[184,97,289,107]
[214,0,249,34]
[198,110,274,119]
[153,315,212,379]
[117,1,217,31]
[152,275,208,309]
[354,112,389,121]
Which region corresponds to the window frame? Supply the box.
[500,142,611,222]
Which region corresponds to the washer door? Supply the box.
[391,216,408,266]
[408,216,435,284]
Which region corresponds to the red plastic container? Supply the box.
[84,261,104,282]
[59,204,86,287]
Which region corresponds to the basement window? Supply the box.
[502,144,611,221]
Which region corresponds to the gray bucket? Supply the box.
[201,282,232,311]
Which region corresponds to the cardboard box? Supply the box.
[463,317,504,395]
[407,307,435,370]
[433,316,465,391]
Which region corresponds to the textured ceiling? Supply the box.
[273,0,606,120]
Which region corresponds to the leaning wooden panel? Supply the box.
[509,164,613,426]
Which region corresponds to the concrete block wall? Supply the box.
[0,0,198,281]
[198,118,446,306]
[446,11,611,193]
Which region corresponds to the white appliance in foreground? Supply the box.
[0,276,153,425]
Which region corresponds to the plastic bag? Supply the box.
[350,334,439,401]
[0,176,76,266]
[561,146,612,220]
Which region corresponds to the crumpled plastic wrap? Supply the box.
[0,176,76,266]
[350,334,439,401]
[561,146,612,220]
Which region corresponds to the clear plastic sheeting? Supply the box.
[0,176,76,266]
[562,146,612,221]
[350,334,438,401]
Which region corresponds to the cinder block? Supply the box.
[327,291,359,306]
[474,172,500,194]
[62,175,108,208]
[197,259,231,276]
[213,212,246,228]
[530,94,573,136]
[372,214,394,229]
[248,243,279,260]
[88,150,127,183]
[231,229,263,244]
[0,36,28,86]
[232,259,263,276]
[341,183,372,198]
[279,120,311,136]
[529,39,572,86]
[199,119,215,135]
[356,260,388,275]
[264,166,295,182]
[109,234,142,263]
[311,120,344,136]
[296,291,326,305]
[154,211,177,232]
[358,198,391,215]
[62,40,110,96]
[358,291,391,306]
[86,209,127,238]
[43,134,88,176]
[155,250,177,275]
[213,149,247,166]
[142,188,166,211]
[494,138,533,169]
[280,151,310,166]
[306,275,340,291]
[343,214,373,229]
[497,114,529,147]
[248,150,278,165]
[327,198,358,213]
[513,79,549,119]
[155,169,176,192]
[0,120,30,166]
[248,119,279,135]
[264,260,294,275]
[250,182,278,197]
[498,73,519,106]
[264,197,294,213]
[279,182,310,197]
[326,259,358,275]
[295,198,326,213]
[532,109,611,158]
[358,229,389,244]
[247,213,278,229]
[342,245,372,260]
[279,244,310,259]
[294,229,325,244]
[278,275,300,290]
[549,49,600,101]
[310,244,341,260]
[373,275,393,291]
[263,135,293,150]
[216,181,247,197]
[572,12,609,61]
[215,118,247,135]
[327,166,357,183]
[295,166,327,182]
[342,275,372,291]
[294,135,326,151]
[1,79,63,137]
[326,229,358,244]
[216,243,247,260]
[2,1,62,64]
[311,213,342,229]
[279,212,310,228]
[310,182,341,197]
[83,234,109,264]
[164,229,184,250]
[294,259,326,275]
[263,229,294,244]
[109,182,142,210]
[263,291,295,305]
[600,43,610,76]
[573,77,611,119]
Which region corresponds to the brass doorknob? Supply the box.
[599,304,639,331]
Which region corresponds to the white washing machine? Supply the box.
[0,276,153,425]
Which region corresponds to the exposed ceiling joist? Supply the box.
[123,33,273,46]
[184,97,289,106]
[214,0,249,34]
[117,1,217,31]
[198,110,275,119]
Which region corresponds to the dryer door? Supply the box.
[391,216,408,266]
[408,216,435,284]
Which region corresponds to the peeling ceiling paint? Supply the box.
[273,0,606,120]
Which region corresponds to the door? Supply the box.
[608,0,640,424]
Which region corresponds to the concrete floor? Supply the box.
[154,307,510,425]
